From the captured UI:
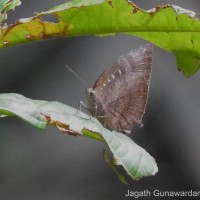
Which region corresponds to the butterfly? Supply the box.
[86,44,153,134]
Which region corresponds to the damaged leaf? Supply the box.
[0,93,158,181]
[0,0,200,76]
[0,0,21,24]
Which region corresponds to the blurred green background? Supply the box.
[1,0,200,199]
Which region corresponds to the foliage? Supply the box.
[0,0,200,76]
[0,93,158,182]
[1,0,200,182]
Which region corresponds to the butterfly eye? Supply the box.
[87,88,94,96]
[89,92,94,97]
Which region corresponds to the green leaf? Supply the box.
[0,0,200,76]
[103,150,128,184]
[0,93,47,128]
[100,128,158,180]
[0,0,21,24]
[0,93,158,181]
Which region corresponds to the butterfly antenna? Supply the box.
[65,65,89,87]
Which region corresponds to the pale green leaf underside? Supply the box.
[0,93,158,180]
[0,0,200,76]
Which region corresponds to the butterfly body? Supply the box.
[87,44,153,134]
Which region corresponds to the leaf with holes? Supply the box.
[0,0,200,76]
[0,0,21,24]
[0,93,158,182]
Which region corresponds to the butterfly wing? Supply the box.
[104,74,149,133]
[93,44,152,90]
[90,44,153,133]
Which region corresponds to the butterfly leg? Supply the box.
[74,101,87,115]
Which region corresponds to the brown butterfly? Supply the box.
[86,44,153,134]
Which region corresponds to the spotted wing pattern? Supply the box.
[87,44,153,134]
